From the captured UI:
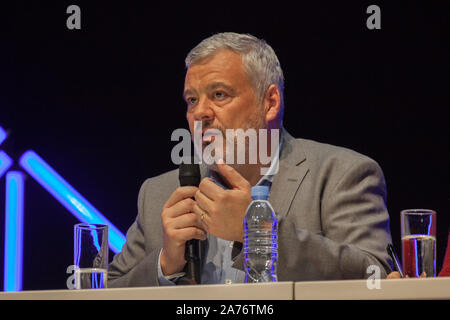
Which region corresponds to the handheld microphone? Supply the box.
[179,160,202,284]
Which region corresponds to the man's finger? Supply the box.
[193,203,210,231]
[216,159,250,190]
[195,189,214,213]
[164,198,195,218]
[164,186,198,208]
[198,178,225,201]
[177,227,207,242]
[386,271,402,279]
[171,212,205,231]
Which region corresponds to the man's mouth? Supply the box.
[202,133,216,145]
[202,128,220,146]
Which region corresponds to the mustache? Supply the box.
[195,121,226,135]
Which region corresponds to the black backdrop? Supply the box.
[1,1,449,290]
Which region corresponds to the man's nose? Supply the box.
[193,97,214,122]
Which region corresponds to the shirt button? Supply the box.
[225,279,232,285]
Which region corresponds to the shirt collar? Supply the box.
[255,135,283,187]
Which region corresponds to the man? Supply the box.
[108,32,393,287]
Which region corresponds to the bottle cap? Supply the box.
[251,186,270,200]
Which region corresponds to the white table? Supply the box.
[1,278,449,300]
[0,281,293,300]
[294,277,450,300]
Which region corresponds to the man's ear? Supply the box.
[263,84,282,125]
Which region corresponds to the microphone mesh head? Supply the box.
[179,160,200,187]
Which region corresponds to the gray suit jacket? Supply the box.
[108,130,393,287]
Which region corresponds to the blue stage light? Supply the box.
[4,171,25,292]
[19,150,126,254]
[0,126,7,146]
[0,151,13,179]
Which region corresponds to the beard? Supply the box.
[198,110,267,173]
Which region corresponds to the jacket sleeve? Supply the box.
[291,157,394,280]
[107,179,162,287]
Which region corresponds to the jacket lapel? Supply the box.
[269,129,309,221]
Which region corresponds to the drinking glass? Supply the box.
[74,223,109,289]
[401,209,436,277]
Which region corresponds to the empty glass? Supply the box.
[74,223,109,289]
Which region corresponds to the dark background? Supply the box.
[1,1,449,290]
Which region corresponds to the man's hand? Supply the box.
[160,186,207,276]
[387,271,427,279]
[193,161,252,242]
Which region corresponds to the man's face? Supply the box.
[184,49,265,167]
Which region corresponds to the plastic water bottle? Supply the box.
[244,186,278,283]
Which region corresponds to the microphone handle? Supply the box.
[185,239,201,284]
[179,161,202,284]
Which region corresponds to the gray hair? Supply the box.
[185,32,285,112]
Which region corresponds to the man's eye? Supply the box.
[214,91,227,100]
[187,97,197,105]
